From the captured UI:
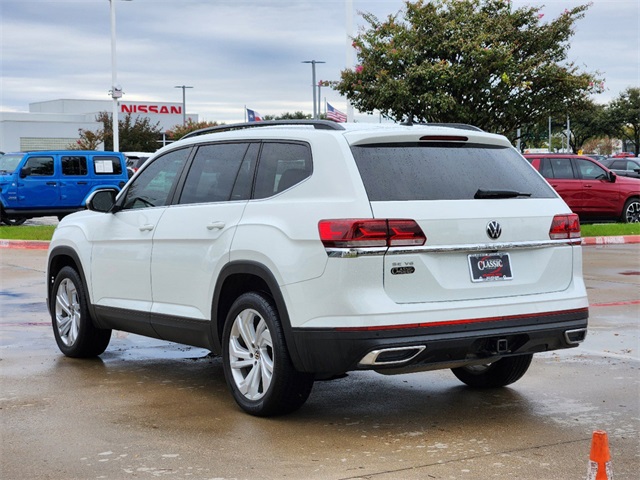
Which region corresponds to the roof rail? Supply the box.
[182,120,345,139]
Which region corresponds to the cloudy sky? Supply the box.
[1,0,638,124]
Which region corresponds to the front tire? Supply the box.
[222,292,314,416]
[622,198,640,223]
[51,266,111,357]
[1,216,27,226]
[451,354,533,388]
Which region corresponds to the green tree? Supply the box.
[167,119,222,141]
[97,112,163,151]
[607,87,640,155]
[335,0,603,140]
[69,128,104,150]
[567,99,607,153]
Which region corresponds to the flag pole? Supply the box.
[345,0,354,122]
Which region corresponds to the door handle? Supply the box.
[46,182,57,186]
[139,224,154,232]
[207,221,225,230]
[77,181,88,185]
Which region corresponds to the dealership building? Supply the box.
[0,99,198,152]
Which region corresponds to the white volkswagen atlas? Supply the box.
[47,120,588,416]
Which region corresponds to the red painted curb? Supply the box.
[581,235,640,245]
[0,239,51,250]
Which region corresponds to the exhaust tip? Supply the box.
[359,346,426,366]
[564,328,587,345]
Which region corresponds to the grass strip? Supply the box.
[0,225,57,241]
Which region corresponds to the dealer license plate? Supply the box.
[468,253,513,283]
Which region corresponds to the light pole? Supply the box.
[109,0,131,152]
[302,60,325,119]
[174,85,193,125]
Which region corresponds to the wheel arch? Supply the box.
[211,261,303,369]
[47,246,101,326]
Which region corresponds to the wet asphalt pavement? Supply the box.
[0,243,638,479]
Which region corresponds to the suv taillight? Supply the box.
[549,214,581,239]
[318,219,426,248]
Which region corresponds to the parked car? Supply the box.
[0,150,128,225]
[585,154,607,163]
[123,151,154,176]
[612,152,636,158]
[599,157,640,179]
[47,121,589,416]
[524,153,640,223]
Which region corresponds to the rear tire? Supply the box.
[51,266,111,357]
[222,292,314,416]
[622,198,640,223]
[451,354,533,388]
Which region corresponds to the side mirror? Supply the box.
[608,171,616,183]
[19,167,31,178]
[86,189,117,213]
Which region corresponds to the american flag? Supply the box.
[326,103,347,123]
[246,108,263,122]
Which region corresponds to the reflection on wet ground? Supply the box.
[1,245,638,479]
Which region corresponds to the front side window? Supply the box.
[253,142,312,199]
[352,143,555,201]
[121,148,190,210]
[576,158,606,180]
[62,156,88,176]
[24,156,54,176]
[93,156,123,175]
[179,143,250,205]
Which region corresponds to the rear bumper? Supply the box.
[289,308,588,375]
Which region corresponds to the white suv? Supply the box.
[47,120,589,416]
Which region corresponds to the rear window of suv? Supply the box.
[351,142,556,201]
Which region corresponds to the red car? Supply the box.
[612,152,636,158]
[524,154,640,223]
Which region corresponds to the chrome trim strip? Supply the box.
[325,239,580,258]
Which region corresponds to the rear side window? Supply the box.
[62,156,88,176]
[544,158,575,179]
[93,156,123,175]
[179,143,251,204]
[24,156,54,176]
[351,143,555,201]
[253,142,312,199]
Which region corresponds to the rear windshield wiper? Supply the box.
[474,189,532,199]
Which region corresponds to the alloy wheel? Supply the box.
[228,308,274,401]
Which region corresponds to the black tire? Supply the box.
[222,292,314,416]
[621,198,640,223]
[1,216,27,226]
[451,354,533,388]
[51,266,111,357]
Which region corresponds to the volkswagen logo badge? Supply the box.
[486,221,502,240]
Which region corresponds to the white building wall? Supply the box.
[0,112,99,152]
[1,99,198,152]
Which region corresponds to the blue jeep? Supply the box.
[0,151,129,225]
